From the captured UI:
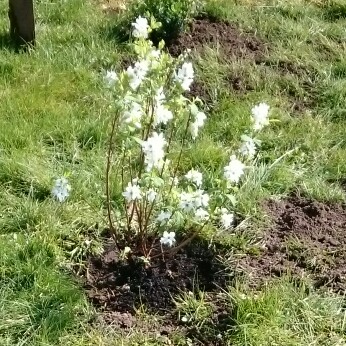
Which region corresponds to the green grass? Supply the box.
[0,0,345,344]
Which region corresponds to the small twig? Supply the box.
[106,113,120,249]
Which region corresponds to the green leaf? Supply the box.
[132,136,144,146]
[226,194,237,206]
[152,176,165,187]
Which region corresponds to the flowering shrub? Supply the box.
[103,17,270,262]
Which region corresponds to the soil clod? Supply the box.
[167,15,266,60]
[240,196,346,292]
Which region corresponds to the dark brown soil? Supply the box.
[186,80,214,105]
[167,15,266,61]
[225,75,254,94]
[239,196,346,292]
[84,238,230,316]
[260,59,314,76]
[167,15,266,103]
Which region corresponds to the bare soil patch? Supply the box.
[170,15,266,102]
[239,196,346,292]
[84,237,230,316]
[167,15,266,60]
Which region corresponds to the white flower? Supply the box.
[126,60,149,90]
[123,101,143,128]
[239,135,257,158]
[181,316,188,323]
[154,104,173,126]
[160,231,176,247]
[195,208,209,221]
[155,87,165,104]
[132,16,149,38]
[219,208,234,229]
[52,177,71,202]
[84,239,92,246]
[149,49,161,68]
[179,190,209,212]
[251,102,270,131]
[195,112,206,127]
[190,121,199,140]
[146,188,157,202]
[179,191,195,212]
[153,88,173,126]
[193,189,209,208]
[156,210,172,224]
[142,132,167,171]
[185,169,203,187]
[190,112,206,139]
[104,70,118,87]
[122,182,142,202]
[224,155,245,184]
[150,49,161,59]
[175,62,194,91]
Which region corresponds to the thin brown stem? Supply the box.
[106,113,120,248]
[168,111,193,194]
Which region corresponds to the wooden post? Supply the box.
[8,0,35,47]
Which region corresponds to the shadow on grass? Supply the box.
[0,31,19,52]
[0,31,34,53]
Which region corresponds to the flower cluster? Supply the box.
[132,16,150,39]
[122,181,142,202]
[142,132,167,171]
[127,60,149,90]
[52,177,71,202]
[251,102,270,131]
[175,62,194,91]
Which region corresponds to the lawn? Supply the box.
[0,0,346,345]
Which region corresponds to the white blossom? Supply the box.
[150,49,161,59]
[251,102,270,131]
[219,208,234,229]
[146,188,157,202]
[179,190,209,212]
[175,62,194,91]
[154,104,173,126]
[160,231,176,247]
[179,192,195,212]
[123,101,143,128]
[132,16,149,38]
[224,155,245,184]
[239,135,257,158]
[126,60,149,90]
[193,189,209,208]
[195,112,206,127]
[104,70,118,87]
[122,182,142,202]
[185,169,203,187]
[190,111,206,139]
[156,210,172,224]
[142,132,167,171]
[195,208,209,221]
[190,121,199,140]
[155,87,165,104]
[149,49,161,68]
[52,177,71,202]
